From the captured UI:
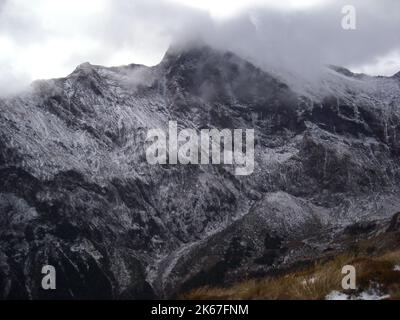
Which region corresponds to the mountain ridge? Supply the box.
[1,43,400,299]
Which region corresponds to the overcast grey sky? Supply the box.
[0,0,399,94]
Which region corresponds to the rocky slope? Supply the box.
[0,44,400,299]
[183,213,400,300]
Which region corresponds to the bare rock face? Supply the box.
[387,213,400,232]
[1,44,400,299]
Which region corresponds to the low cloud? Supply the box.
[0,0,399,95]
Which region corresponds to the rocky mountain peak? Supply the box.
[1,43,400,299]
[70,62,99,76]
[328,65,366,79]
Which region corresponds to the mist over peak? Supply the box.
[1,0,400,96]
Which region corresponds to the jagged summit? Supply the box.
[71,61,100,74]
[328,65,366,79]
[329,64,400,81]
[160,41,240,71]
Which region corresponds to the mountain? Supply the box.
[1,44,400,299]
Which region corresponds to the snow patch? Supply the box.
[326,289,390,300]
[326,291,349,300]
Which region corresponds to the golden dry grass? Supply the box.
[181,250,400,300]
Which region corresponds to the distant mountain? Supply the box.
[1,44,400,299]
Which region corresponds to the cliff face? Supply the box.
[1,44,400,299]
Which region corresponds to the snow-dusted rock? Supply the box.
[0,44,400,299]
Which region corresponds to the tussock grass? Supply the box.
[182,250,400,300]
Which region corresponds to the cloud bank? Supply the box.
[0,0,399,95]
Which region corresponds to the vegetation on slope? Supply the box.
[182,231,400,300]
